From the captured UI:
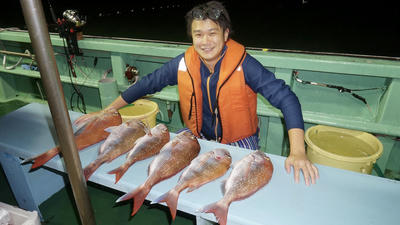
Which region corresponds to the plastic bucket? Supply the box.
[118,99,159,128]
[305,125,383,174]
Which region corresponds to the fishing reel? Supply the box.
[62,10,86,28]
[125,64,139,84]
[57,9,86,56]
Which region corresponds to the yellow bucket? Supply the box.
[118,99,159,128]
[305,125,383,174]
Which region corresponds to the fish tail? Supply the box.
[152,189,180,220]
[21,146,60,170]
[116,184,151,216]
[200,201,229,225]
[83,159,103,181]
[107,165,129,184]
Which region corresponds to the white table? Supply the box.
[0,103,399,225]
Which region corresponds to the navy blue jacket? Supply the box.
[122,52,304,140]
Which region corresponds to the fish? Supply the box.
[108,123,170,184]
[199,150,273,225]
[83,119,147,181]
[153,148,232,220]
[22,109,122,170]
[116,131,200,216]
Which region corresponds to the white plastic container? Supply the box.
[0,202,41,225]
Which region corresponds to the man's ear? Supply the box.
[224,28,229,42]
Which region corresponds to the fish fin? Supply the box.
[83,159,104,181]
[186,153,209,174]
[116,184,151,216]
[108,165,128,184]
[199,201,229,225]
[144,125,152,136]
[138,120,150,134]
[104,126,119,133]
[133,136,143,146]
[97,141,109,156]
[231,160,240,169]
[151,192,166,204]
[21,146,60,170]
[73,122,88,136]
[186,186,200,193]
[243,161,252,180]
[152,190,179,220]
[116,191,134,203]
[72,115,95,130]
[220,180,227,195]
[97,146,104,156]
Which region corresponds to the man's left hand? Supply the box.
[285,152,319,186]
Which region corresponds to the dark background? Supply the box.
[1,0,399,57]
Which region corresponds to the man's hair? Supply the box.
[185,1,232,38]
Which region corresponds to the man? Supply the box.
[75,1,318,185]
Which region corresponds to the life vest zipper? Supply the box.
[214,51,246,142]
[206,74,214,113]
[188,92,195,120]
[207,71,220,141]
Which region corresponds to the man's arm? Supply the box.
[74,54,183,126]
[105,95,129,111]
[243,54,319,185]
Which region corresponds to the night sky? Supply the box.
[1,0,399,57]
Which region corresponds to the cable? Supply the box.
[62,38,86,114]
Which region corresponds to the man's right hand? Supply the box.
[73,110,104,130]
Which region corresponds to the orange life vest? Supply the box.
[177,39,258,144]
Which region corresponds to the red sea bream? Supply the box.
[153,148,232,220]
[116,131,200,216]
[108,123,170,183]
[83,119,147,180]
[22,109,122,169]
[200,150,273,225]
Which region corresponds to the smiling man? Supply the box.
[75,1,319,185]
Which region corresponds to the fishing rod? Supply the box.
[47,0,87,113]
[292,70,385,113]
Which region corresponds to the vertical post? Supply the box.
[19,1,96,225]
[98,78,119,108]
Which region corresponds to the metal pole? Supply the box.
[0,50,35,60]
[19,1,96,225]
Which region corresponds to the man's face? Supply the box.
[191,19,229,67]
